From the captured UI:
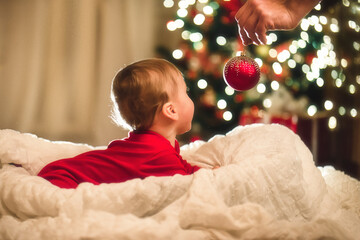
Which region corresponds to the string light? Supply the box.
[193,41,203,50]
[181,30,191,40]
[189,32,203,42]
[288,59,296,68]
[335,78,342,88]
[354,41,360,51]
[289,44,297,54]
[203,5,213,15]
[225,86,234,96]
[350,109,358,117]
[316,77,324,87]
[163,0,174,8]
[307,105,317,116]
[172,49,183,59]
[302,64,310,73]
[314,3,321,10]
[257,83,266,93]
[175,19,185,28]
[178,0,189,9]
[177,8,188,17]
[301,19,310,31]
[300,32,309,42]
[277,50,290,62]
[349,84,356,94]
[272,62,282,75]
[271,81,280,90]
[216,36,226,46]
[315,23,323,32]
[328,116,337,129]
[166,21,177,31]
[330,19,340,32]
[223,111,232,121]
[254,58,263,67]
[319,16,328,25]
[194,13,205,25]
[298,39,307,48]
[341,58,348,68]
[324,100,333,110]
[217,99,227,109]
[339,106,346,115]
[263,98,272,108]
[269,49,277,58]
[197,79,207,89]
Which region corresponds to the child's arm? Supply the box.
[38,164,79,188]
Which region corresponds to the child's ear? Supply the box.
[162,102,178,121]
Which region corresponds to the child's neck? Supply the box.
[148,126,177,148]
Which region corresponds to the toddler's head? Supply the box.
[111,58,183,131]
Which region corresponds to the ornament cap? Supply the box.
[236,51,246,57]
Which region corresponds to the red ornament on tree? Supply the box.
[223,53,260,91]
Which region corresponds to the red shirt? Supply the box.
[38,131,200,188]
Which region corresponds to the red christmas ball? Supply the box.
[223,55,260,91]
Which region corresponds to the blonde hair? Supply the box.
[111,58,181,130]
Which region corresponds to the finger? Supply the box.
[238,25,252,46]
[254,19,267,45]
[235,2,252,26]
[235,1,248,23]
[235,3,254,45]
[243,13,261,45]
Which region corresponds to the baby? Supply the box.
[38,58,200,188]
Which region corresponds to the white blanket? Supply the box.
[0,124,359,239]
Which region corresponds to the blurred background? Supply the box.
[1,0,359,179]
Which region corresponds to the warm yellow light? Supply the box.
[257,83,266,93]
[225,86,234,96]
[328,116,337,129]
[181,30,191,40]
[339,106,346,116]
[167,21,177,31]
[350,109,358,117]
[163,0,174,8]
[288,59,296,68]
[341,59,348,68]
[216,36,226,46]
[177,8,188,17]
[324,100,333,110]
[316,77,324,87]
[217,99,227,110]
[203,6,213,15]
[349,84,356,94]
[223,111,233,121]
[269,49,277,58]
[172,49,183,59]
[272,62,282,75]
[254,58,263,67]
[197,79,207,89]
[194,13,205,25]
[263,98,272,108]
[307,105,317,116]
[271,81,280,90]
[189,32,203,42]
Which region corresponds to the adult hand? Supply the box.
[235,0,321,46]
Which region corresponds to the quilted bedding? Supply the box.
[0,124,359,240]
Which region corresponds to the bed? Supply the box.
[0,124,359,239]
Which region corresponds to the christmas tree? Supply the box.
[157,0,360,148]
